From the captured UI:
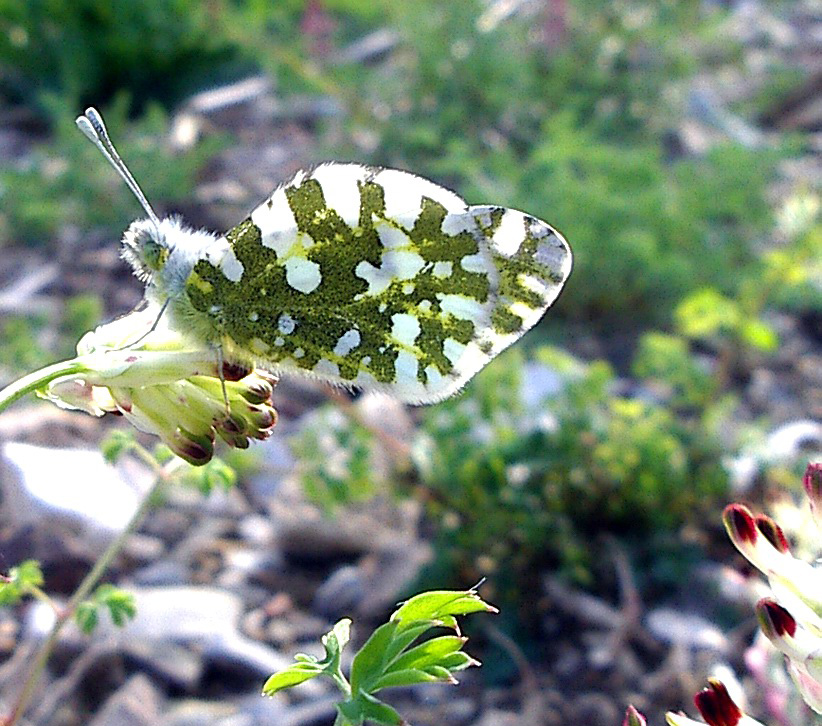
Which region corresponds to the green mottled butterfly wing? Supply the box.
[183,164,571,403]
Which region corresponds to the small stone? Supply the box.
[87,674,163,726]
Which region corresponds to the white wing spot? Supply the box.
[355,260,392,296]
[425,364,444,388]
[375,220,411,249]
[285,258,322,294]
[310,164,367,228]
[253,188,298,257]
[443,338,466,366]
[391,313,421,346]
[278,313,296,334]
[374,168,466,229]
[432,261,453,278]
[439,293,486,322]
[492,209,525,257]
[203,238,245,282]
[333,329,361,356]
[460,253,487,273]
[382,248,425,280]
[394,350,420,384]
[441,213,474,235]
[313,359,340,378]
[519,274,549,298]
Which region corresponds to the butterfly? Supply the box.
[77,108,571,404]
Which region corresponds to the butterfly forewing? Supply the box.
[182,164,571,403]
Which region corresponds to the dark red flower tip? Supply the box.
[755,514,789,553]
[723,504,757,544]
[694,679,742,726]
[623,705,646,726]
[804,462,822,499]
[756,598,797,639]
[222,361,252,382]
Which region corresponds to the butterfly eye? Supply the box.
[141,240,168,271]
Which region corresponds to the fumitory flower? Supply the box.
[5,303,277,465]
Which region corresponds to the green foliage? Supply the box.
[74,584,136,634]
[263,587,495,726]
[0,294,104,375]
[413,347,728,597]
[0,0,249,113]
[100,430,138,464]
[632,332,718,410]
[291,408,383,511]
[675,288,779,352]
[0,560,44,605]
[0,96,222,248]
[181,457,238,495]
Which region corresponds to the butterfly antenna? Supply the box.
[75,107,162,232]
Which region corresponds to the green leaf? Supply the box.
[322,617,351,661]
[262,663,324,695]
[385,635,466,673]
[436,651,478,672]
[358,693,406,726]
[372,668,446,691]
[350,621,398,694]
[100,430,136,464]
[739,319,778,352]
[75,601,99,634]
[382,621,434,664]
[263,619,351,697]
[0,560,44,606]
[94,584,136,627]
[390,589,496,629]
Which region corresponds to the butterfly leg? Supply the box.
[214,344,230,415]
[111,298,170,351]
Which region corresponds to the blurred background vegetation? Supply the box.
[0,0,819,632]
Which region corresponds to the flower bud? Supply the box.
[41,305,278,466]
[623,705,646,726]
[804,462,822,524]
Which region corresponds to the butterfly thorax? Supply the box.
[121,217,234,346]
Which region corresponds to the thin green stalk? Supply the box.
[0,359,87,415]
[1,446,175,726]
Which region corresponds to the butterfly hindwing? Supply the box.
[183,164,571,403]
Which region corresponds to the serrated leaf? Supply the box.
[75,602,99,634]
[350,621,399,693]
[421,665,454,681]
[436,651,478,672]
[391,589,496,629]
[372,668,446,691]
[386,635,466,673]
[383,620,434,664]
[262,663,324,695]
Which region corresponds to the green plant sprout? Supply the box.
[263,587,496,726]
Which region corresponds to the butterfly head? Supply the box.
[121,218,170,281]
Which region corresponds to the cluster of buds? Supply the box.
[624,462,822,725]
[41,305,277,465]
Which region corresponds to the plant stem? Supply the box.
[0,359,86,415]
[1,447,175,726]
